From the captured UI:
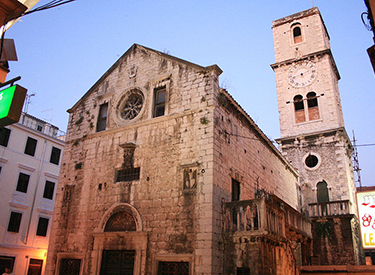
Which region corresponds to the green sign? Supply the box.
[0,84,27,127]
[0,85,17,119]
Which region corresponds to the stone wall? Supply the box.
[46,44,303,275]
[311,216,362,265]
[46,44,221,275]
[279,130,357,214]
[210,91,300,274]
[223,235,299,275]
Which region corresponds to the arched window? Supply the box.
[307,92,320,120]
[317,180,329,216]
[292,24,302,44]
[293,95,305,123]
[317,180,329,203]
[104,210,136,232]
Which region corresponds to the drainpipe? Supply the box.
[23,139,47,244]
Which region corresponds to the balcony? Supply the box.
[308,200,350,218]
[223,196,311,241]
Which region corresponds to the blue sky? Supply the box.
[5,0,375,186]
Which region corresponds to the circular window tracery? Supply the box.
[120,91,143,120]
[116,88,145,124]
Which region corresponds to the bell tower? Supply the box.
[271,7,363,265]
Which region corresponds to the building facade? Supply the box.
[0,113,65,274]
[271,7,363,265]
[46,44,310,275]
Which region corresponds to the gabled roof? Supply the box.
[68,44,222,113]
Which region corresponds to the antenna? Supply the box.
[23,93,35,113]
[352,131,362,188]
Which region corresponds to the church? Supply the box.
[45,7,361,275]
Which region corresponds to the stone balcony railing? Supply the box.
[307,200,351,218]
[223,196,311,240]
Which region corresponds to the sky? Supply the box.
[4,0,375,186]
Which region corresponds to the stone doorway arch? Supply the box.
[92,203,148,275]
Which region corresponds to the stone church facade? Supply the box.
[46,7,363,275]
[45,43,310,275]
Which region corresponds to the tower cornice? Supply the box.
[272,7,330,42]
[272,7,320,28]
[270,49,340,80]
[275,127,352,149]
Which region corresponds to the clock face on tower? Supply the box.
[287,61,317,88]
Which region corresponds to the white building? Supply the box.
[0,112,64,275]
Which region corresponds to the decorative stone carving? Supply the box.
[183,166,198,190]
[119,143,136,169]
[104,210,136,232]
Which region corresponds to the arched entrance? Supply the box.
[92,204,147,275]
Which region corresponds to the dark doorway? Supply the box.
[317,180,329,203]
[317,180,329,216]
[100,250,135,275]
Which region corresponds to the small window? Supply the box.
[16,173,30,193]
[24,137,37,156]
[59,258,81,275]
[36,125,43,132]
[97,103,108,132]
[293,25,302,44]
[153,87,166,117]
[305,154,319,168]
[7,212,22,233]
[231,178,240,201]
[116,167,140,182]
[294,95,304,110]
[293,95,306,123]
[307,92,320,120]
[36,217,49,236]
[43,181,55,200]
[50,146,61,165]
[0,127,11,147]
[28,259,43,275]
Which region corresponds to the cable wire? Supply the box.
[224,131,375,148]
[24,0,77,16]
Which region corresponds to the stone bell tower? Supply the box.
[271,7,363,265]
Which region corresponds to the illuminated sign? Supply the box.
[357,190,375,248]
[0,84,27,127]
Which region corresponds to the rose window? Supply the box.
[116,89,144,123]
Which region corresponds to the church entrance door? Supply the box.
[100,250,135,275]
